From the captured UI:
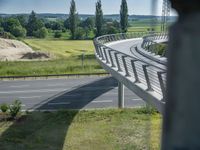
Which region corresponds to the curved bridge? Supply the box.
[93,32,168,114]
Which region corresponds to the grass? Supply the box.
[24,39,95,58]
[0,58,104,76]
[0,39,104,76]
[0,108,162,150]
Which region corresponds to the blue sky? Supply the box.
[0,0,172,15]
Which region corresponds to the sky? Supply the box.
[0,0,176,15]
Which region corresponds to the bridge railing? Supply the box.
[141,32,168,54]
[94,32,167,113]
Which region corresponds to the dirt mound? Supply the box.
[21,52,49,59]
[0,38,50,61]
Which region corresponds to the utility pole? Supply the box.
[161,0,170,32]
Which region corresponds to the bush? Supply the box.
[0,103,8,113]
[11,26,26,37]
[75,27,85,40]
[0,31,15,39]
[9,100,22,119]
[33,27,48,38]
[0,27,4,33]
[54,31,62,38]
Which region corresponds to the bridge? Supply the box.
[94,0,200,148]
[93,32,168,114]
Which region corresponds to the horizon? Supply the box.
[0,12,178,17]
[0,0,177,16]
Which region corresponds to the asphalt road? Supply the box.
[0,76,145,111]
[107,39,166,69]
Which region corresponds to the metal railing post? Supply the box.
[99,46,105,61]
[131,60,140,83]
[142,65,153,91]
[122,56,131,77]
[103,47,110,64]
[158,72,166,101]
[114,53,122,72]
[108,50,116,68]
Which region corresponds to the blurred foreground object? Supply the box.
[162,0,200,149]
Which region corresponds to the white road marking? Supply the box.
[0,88,69,94]
[10,104,26,107]
[10,85,30,88]
[48,102,71,105]
[131,98,142,101]
[91,100,113,103]
[19,96,42,99]
[47,84,66,87]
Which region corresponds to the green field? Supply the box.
[0,108,162,150]
[24,39,95,58]
[0,39,104,76]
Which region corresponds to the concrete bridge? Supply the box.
[93,32,168,114]
[94,0,200,148]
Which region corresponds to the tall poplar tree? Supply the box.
[95,0,103,37]
[69,0,77,39]
[120,0,128,32]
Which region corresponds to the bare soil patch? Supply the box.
[0,38,49,61]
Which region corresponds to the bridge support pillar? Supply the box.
[118,82,124,108]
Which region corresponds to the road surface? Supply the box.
[0,76,145,111]
[107,39,166,69]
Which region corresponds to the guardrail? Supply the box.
[141,32,168,54]
[93,32,167,113]
[0,73,109,80]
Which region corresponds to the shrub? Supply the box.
[0,31,15,39]
[0,103,8,113]
[11,26,27,38]
[33,27,48,38]
[9,100,22,119]
[75,27,85,40]
[0,27,4,33]
[54,31,62,38]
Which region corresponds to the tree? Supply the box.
[120,0,128,32]
[1,18,26,38]
[64,18,70,30]
[95,0,103,37]
[27,11,44,36]
[0,17,3,27]
[54,31,62,38]
[11,26,26,37]
[33,27,48,38]
[15,15,27,28]
[75,27,85,40]
[2,18,21,32]
[80,17,95,30]
[68,0,77,39]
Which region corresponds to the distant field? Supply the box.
[128,25,162,32]
[24,39,95,58]
[0,108,161,150]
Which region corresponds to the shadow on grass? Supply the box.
[0,77,118,150]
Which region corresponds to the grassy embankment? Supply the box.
[0,39,104,76]
[0,108,162,150]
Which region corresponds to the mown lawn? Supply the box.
[24,39,95,58]
[0,108,162,150]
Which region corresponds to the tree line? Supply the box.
[68,0,128,39]
[0,0,128,40]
